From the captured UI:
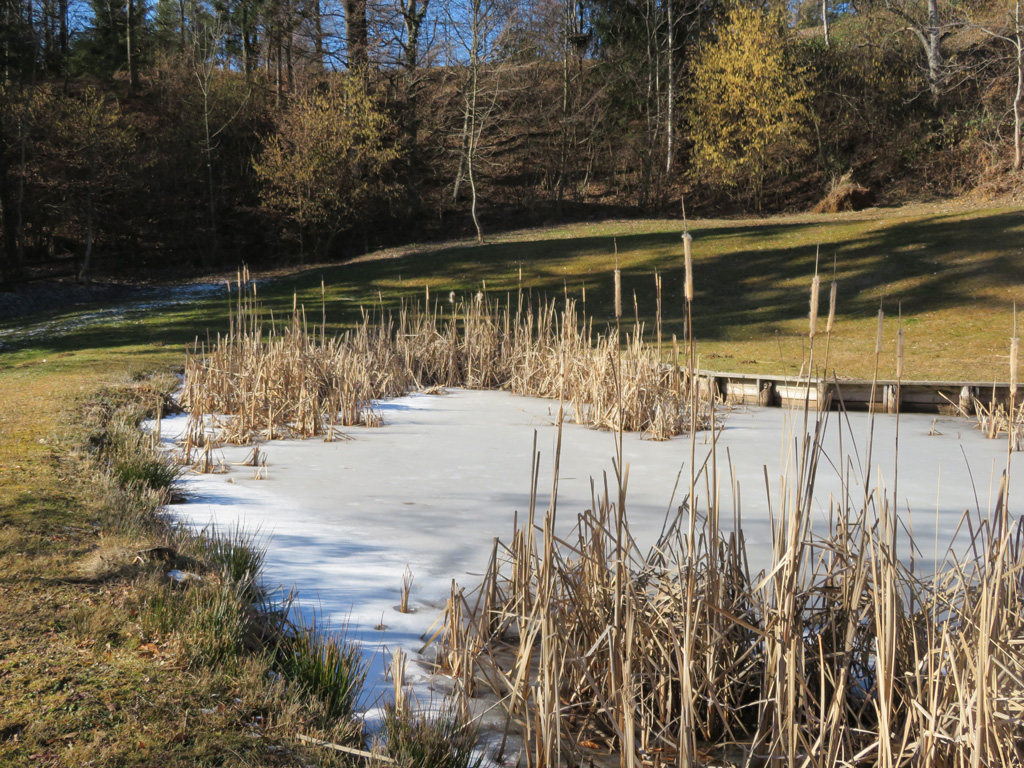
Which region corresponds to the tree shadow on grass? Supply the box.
[268,208,1024,343]
[3,208,1021,356]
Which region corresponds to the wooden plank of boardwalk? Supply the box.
[697,370,1013,414]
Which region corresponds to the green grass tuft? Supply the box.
[381,700,481,768]
[276,621,367,723]
[190,522,267,595]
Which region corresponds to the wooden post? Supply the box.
[959,385,974,415]
[885,385,899,414]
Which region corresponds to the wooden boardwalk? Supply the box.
[697,370,1014,414]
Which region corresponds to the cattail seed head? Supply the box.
[614,268,622,318]
[809,275,820,339]
[875,309,884,355]
[827,281,837,334]
[1011,337,1019,397]
[682,232,694,302]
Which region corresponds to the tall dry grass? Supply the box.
[431,271,1024,768]
[180,270,708,447]
[949,332,1024,450]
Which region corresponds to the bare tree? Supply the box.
[963,0,1024,170]
[0,104,15,286]
[190,16,250,263]
[446,0,511,242]
[126,0,139,90]
[392,0,434,141]
[872,0,954,108]
[346,0,368,67]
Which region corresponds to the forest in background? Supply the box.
[0,0,1022,285]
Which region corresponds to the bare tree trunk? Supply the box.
[926,0,943,108]
[822,0,830,48]
[453,105,469,203]
[666,0,674,173]
[467,0,483,242]
[193,30,221,264]
[0,109,16,287]
[59,0,68,66]
[467,41,482,241]
[42,0,54,70]
[887,0,945,109]
[1015,0,1023,170]
[468,139,482,243]
[179,0,187,53]
[345,0,368,69]
[241,4,251,73]
[126,0,138,91]
[16,99,28,268]
[555,0,569,215]
[203,96,218,263]
[311,0,325,69]
[78,186,94,282]
[275,34,283,105]
[286,27,293,91]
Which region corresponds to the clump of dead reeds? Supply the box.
[438,413,1024,768]
[959,330,1024,450]
[432,269,1024,768]
[180,270,709,447]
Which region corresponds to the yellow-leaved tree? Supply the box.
[690,4,813,210]
[254,75,400,259]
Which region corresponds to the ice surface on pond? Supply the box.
[156,388,1017,725]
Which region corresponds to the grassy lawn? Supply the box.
[0,355,355,764]
[5,201,1023,382]
[0,200,1021,763]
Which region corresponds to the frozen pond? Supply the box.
[159,388,1016,718]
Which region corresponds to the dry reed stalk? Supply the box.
[391,647,407,714]
[614,269,622,320]
[400,566,414,614]
[896,326,905,381]
[809,275,820,340]
[826,281,836,334]
[683,233,693,303]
